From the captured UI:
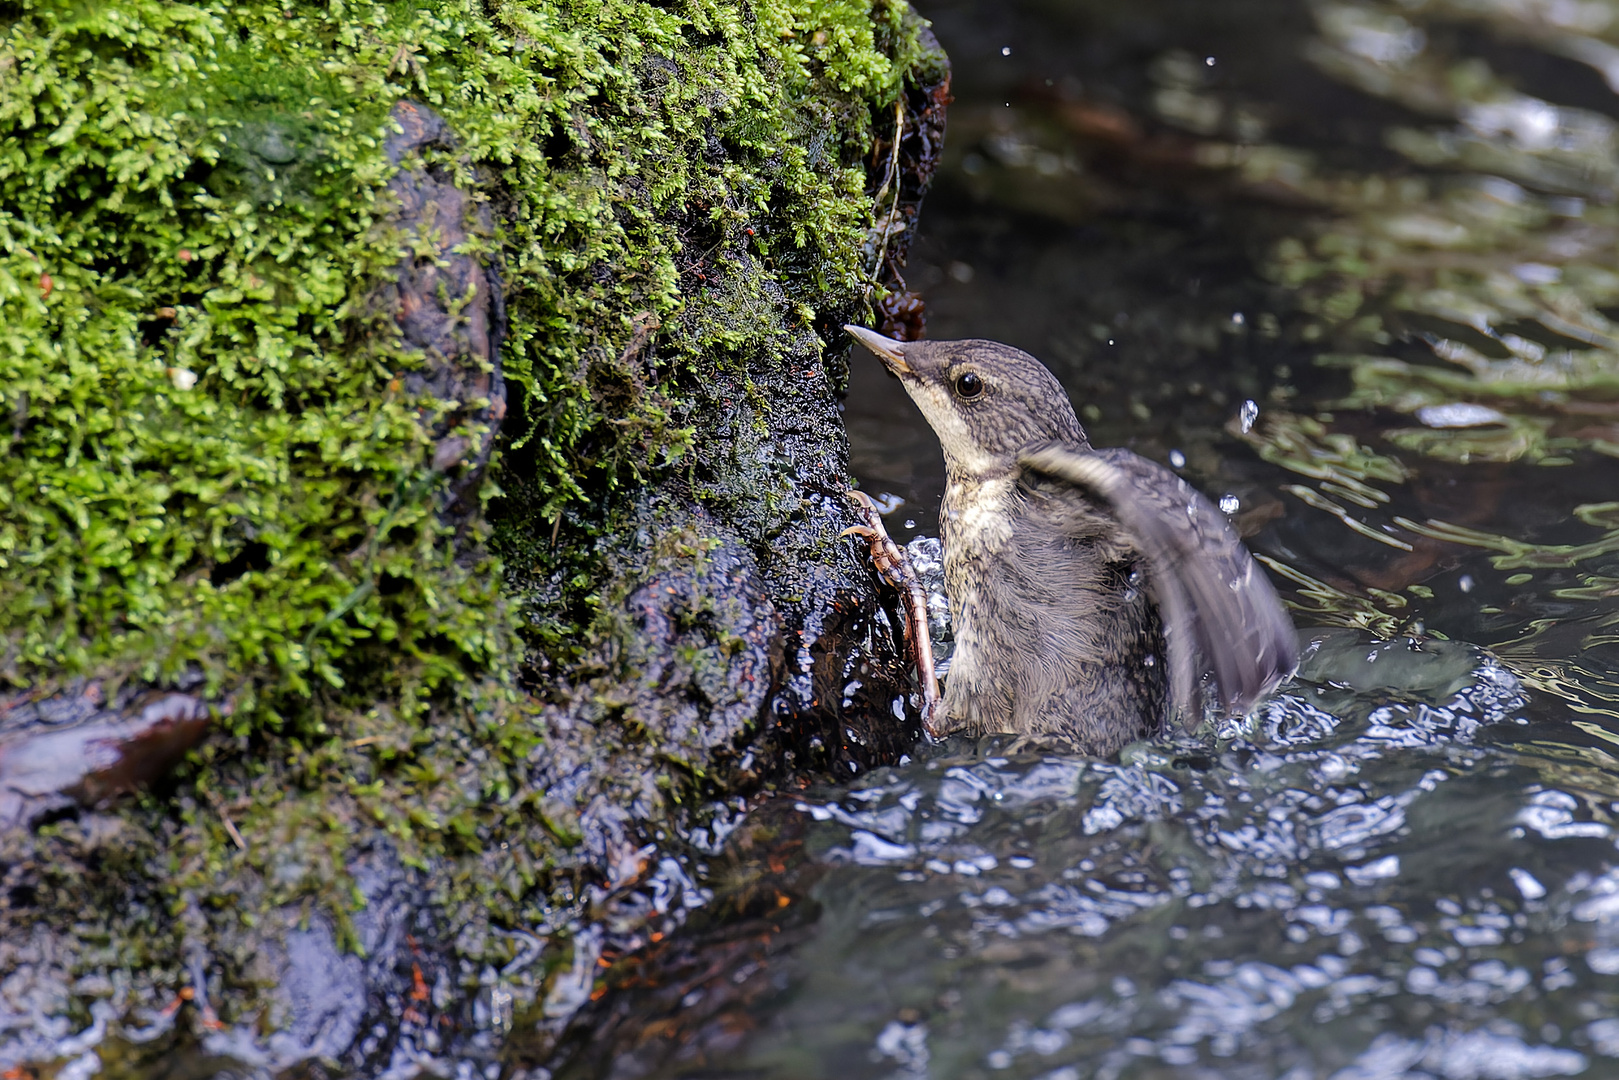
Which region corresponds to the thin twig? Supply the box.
[205,790,247,851]
[867,98,907,299]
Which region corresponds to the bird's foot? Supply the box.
[842,490,942,738]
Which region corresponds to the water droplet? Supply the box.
[1459,574,1475,593]
[1417,402,1505,429]
[1169,449,1186,468]
[1345,855,1401,884]
[1143,654,1156,668]
[904,519,916,529]
[870,491,905,514]
[1219,493,1240,514]
[1001,46,1012,56]
[1510,867,1547,901]
[1231,311,1246,325]
[1205,55,1216,66]
[1238,399,1259,433]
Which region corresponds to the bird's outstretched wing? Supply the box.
[1018,442,1297,725]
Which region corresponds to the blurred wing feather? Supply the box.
[1018,443,1297,725]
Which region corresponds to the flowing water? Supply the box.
[548,0,1619,1076]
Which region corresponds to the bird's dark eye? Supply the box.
[954,372,984,399]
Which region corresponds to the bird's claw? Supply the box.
[844,490,943,738]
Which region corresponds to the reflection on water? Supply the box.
[545,0,1619,1075]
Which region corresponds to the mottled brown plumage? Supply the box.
[848,326,1297,756]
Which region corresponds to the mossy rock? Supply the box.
[0,0,947,1071]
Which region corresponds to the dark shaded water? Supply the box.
[552,0,1619,1076]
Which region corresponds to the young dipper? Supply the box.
[847,326,1297,757]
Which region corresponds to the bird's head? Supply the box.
[847,326,1089,479]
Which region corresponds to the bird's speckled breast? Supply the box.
[938,473,1020,725]
[935,468,1167,751]
[941,474,1019,558]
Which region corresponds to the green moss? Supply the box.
[442,0,921,499]
[476,0,931,666]
[0,0,935,1046]
[0,1,504,715]
[1,0,923,707]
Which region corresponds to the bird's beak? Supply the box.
[844,324,913,375]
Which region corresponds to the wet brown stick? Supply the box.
[842,490,942,737]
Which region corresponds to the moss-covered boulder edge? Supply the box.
[0,0,947,1071]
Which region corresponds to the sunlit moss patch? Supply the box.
[0,0,935,1049]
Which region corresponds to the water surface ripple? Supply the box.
[622,636,1619,1078]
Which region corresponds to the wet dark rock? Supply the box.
[519,491,923,956]
[0,19,948,1077]
[614,523,784,755]
[521,510,790,900]
[380,100,508,520]
[0,683,218,833]
[197,845,451,1074]
[0,97,519,1073]
[514,35,956,952]
[41,846,454,1075]
[528,801,826,1079]
[499,93,952,1046]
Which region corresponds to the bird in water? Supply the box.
[846,326,1297,757]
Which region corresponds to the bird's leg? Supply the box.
[842,490,943,738]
